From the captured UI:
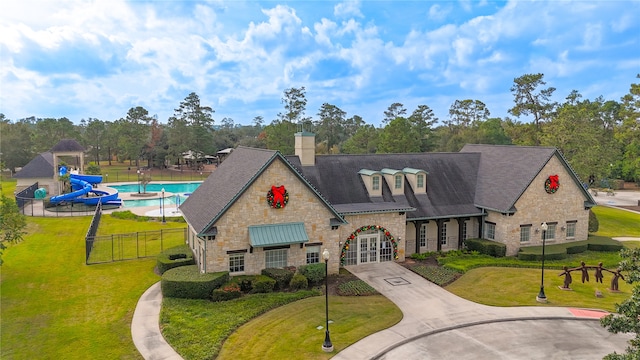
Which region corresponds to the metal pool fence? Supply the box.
[85,227,187,265]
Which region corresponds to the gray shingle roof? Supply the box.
[14,152,55,178]
[50,139,85,152]
[180,147,278,234]
[286,152,483,220]
[460,144,558,212]
[180,146,346,235]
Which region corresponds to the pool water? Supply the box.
[124,194,189,208]
[109,182,201,208]
[110,182,201,194]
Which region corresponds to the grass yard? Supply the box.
[0,213,185,360]
[445,266,631,312]
[217,295,401,360]
[592,205,640,238]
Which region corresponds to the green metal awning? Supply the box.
[248,222,309,248]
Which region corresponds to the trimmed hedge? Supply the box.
[156,245,195,274]
[252,276,276,293]
[289,273,309,290]
[297,263,326,286]
[230,275,276,294]
[212,283,242,302]
[464,239,506,257]
[161,265,229,299]
[517,251,567,261]
[261,268,294,290]
[587,237,623,252]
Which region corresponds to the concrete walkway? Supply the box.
[131,282,183,360]
[332,263,630,360]
[131,264,632,359]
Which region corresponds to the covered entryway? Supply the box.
[341,225,397,266]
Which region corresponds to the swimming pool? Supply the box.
[110,182,201,194]
[123,194,189,208]
[109,182,201,208]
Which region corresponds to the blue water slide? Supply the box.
[50,177,93,204]
[50,173,121,205]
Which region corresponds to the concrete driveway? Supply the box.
[333,262,631,360]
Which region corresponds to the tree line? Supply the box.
[1,73,638,183]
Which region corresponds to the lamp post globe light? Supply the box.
[161,188,166,224]
[537,222,549,303]
[322,248,334,353]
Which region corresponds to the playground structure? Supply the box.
[49,166,122,206]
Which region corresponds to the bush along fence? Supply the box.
[86,227,187,264]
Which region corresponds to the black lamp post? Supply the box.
[137,170,141,194]
[161,188,166,224]
[537,222,549,303]
[322,248,334,352]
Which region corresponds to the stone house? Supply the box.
[179,132,596,275]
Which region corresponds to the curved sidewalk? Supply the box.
[131,282,183,360]
[333,262,629,360]
[132,263,630,360]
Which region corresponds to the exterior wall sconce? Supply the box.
[561,226,566,231]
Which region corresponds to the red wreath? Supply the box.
[545,175,559,194]
[267,185,289,208]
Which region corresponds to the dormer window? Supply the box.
[403,167,428,194]
[381,168,404,196]
[358,169,382,197]
[395,174,402,189]
[373,176,380,190]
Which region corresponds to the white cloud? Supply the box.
[581,22,603,50]
[334,0,363,19]
[428,4,449,22]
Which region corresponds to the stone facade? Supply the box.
[485,154,591,256]
[194,158,342,274]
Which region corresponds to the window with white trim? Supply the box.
[419,224,427,247]
[520,225,531,243]
[265,248,288,268]
[229,253,245,273]
[395,174,402,189]
[440,223,447,245]
[543,223,557,241]
[417,174,424,188]
[566,221,576,238]
[372,176,380,190]
[485,222,496,240]
[306,245,320,264]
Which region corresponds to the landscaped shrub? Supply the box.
[409,265,460,286]
[517,250,567,261]
[565,243,588,254]
[251,275,276,293]
[211,283,242,302]
[161,265,229,299]
[464,239,506,257]
[156,244,195,274]
[109,210,154,222]
[261,268,294,290]
[298,263,325,286]
[587,236,623,252]
[337,280,378,296]
[588,209,599,233]
[289,273,308,290]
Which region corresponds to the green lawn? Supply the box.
[0,214,185,359]
[592,205,640,238]
[218,295,401,360]
[445,267,631,312]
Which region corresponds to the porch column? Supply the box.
[414,220,427,254]
[457,217,469,250]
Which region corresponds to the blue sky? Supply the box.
[1,0,638,127]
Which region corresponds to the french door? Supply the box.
[357,234,380,264]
